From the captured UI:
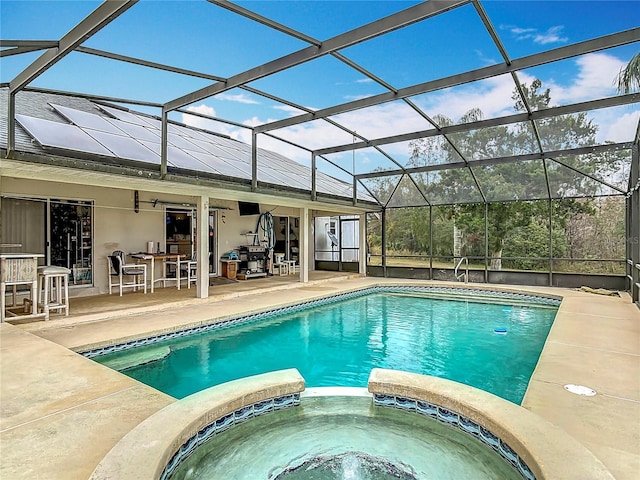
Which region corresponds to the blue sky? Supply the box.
[1,1,638,177]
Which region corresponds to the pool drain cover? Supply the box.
[564,384,596,396]
[272,451,419,480]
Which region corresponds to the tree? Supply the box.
[378,79,625,270]
[616,52,640,94]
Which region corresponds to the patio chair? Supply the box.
[180,252,198,289]
[107,251,147,296]
[186,253,198,288]
[165,252,197,289]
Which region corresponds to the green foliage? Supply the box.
[616,51,640,94]
[367,79,628,271]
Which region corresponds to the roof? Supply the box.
[1,0,638,207]
[0,87,370,203]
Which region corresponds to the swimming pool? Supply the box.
[90,287,559,404]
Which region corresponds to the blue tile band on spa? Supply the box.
[81,286,560,359]
[159,393,300,480]
[372,394,536,480]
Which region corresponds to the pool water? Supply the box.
[168,395,523,480]
[95,292,556,403]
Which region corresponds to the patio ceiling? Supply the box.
[1,0,639,208]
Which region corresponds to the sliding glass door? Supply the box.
[49,200,93,285]
[1,196,93,286]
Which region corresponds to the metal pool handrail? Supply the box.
[455,256,468,283]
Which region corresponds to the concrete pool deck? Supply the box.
[1,275,638,479]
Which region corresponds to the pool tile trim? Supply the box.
[373,393,535,480]
[81,285,560,359]
[368,368,616,480]
[160,393,300,480]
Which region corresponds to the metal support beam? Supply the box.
[311,153,317,201]
[160,109,168,178]
[548,197,554,286]
[429,205,433,279]
[315,93,640,156]
[24,85,163,108]
[629,141,640,304]
[6,1,137,157]
[164,0,468,112]
[381,208,387,277]
[355,142,634,181]
[257,28,640,134]
[359,213,367,276]
[9,1,137,93]
[0,45,57,58]
[484,203,489,282]
[6,92,16,156]
[251,131,258,191]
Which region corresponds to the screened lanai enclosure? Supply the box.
[1,0,639,304]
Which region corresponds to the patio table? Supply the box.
[128,253,185,293]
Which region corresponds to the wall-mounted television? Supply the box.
[238,201,261,216]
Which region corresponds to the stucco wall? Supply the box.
[1,177,314,294]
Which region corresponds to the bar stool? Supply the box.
[37,266,71,321]
[284,260,297,275]
[272,262,288,276]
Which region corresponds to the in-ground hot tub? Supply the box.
[89,369,614,480]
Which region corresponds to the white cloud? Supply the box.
[546,52,625,105]
[216,92,260,104]
[273,104,310,115]
[344,94,377,101]
[414,72,536,122]
[596,109,640,143]
[510,26,536,35]
[181,104,234,136]
[180,53,636,168]
[502,24,568,45]
[474,49,497,66]
[185,103,216,117]
[242,116,264,128]
[533,26,568,45]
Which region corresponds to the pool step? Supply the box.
[99,345,171,371]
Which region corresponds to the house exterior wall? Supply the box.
[1,177,316,295]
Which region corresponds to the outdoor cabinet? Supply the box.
[221,261,238,280]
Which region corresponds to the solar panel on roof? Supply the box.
[186,151,250,178]
[105,117,161,143]
[214,145,247,163]
[169,123,205,139]
[50,104,125,135]
[166,145,219,173]
[256,166,295,187]
[167,133,209,154]
[16,114,115,157]
[214,136,245,151]
[86,130,160,163]
[183,137,241,159]
[181,128,221,143]
[97,104,158,128]
[15,99,373,202]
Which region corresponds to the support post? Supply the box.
[6,92,16,157]
[251,131,258,192]
[196,195,209,298]
[381,208,387,277]
[359,213,367,276]
[300,207,309,283]
[548,197,553,287]
[160,109,168,179]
